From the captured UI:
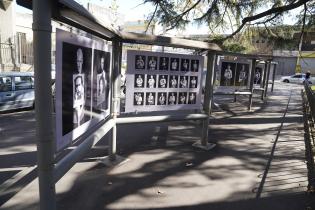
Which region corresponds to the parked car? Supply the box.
[280,73,315,84]
[0,71,35,112]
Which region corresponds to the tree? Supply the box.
[143,0,314,46]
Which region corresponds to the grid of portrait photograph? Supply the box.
[219,61,250,87]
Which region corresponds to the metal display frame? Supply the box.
[18,0,278,209]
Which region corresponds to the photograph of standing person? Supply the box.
[157,92,166,105]
[158,75,168,88]
[180,76,188,88]
[170,58,179,71]
[254,67,262,85]
[188,92,196,104]
[191,59,199,72]
[147,56,158,70]
[168,92,177,105]
[220,62,235,86]
[181,59,190,71]
[169,75,178,88]
[159,57,169,70]
[179,92,187,104]
[135,55,146,70]
[134,74,145,88]
[189,76,198,88]
[235,63,249,86]
[146,92,156,105]
[62,42,92,135]
[93,49,110,112]
[134,92,144,105]
[146,75,156,88]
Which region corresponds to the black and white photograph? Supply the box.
[157,92,167,105]
[134,74,145,88]
[158,75,168,88]
[135,55,146,70]
[178,92,187,104]
[189,76,198,88]
[93,49,110,111]
[146,92,156,105]
[168,92,177,105]
[147,56,158,70]
[62,42,92,136]
[220,62,236,86]
[191,59,199,72]
[134,92,144,105]
[254,67,263,85]
[188,92,196,104]
[159,57,169,70]
[181,58,190,71]
[170,58,179,71]
[169,75,178,88]
[146,74,156,88]
[235,63,249,86]
[179,76,189,88]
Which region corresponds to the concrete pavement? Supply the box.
[1,82,314,210]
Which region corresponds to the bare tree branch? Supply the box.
[145,4,158,33]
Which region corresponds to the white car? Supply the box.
[281,73,311,84]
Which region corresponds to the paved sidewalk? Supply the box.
[2,82,314,210]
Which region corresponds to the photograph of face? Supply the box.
[62,42,92,135]
[179,76,188,88]
[170,58,179,71]
[181,59,190,71]
[220,62,236,86]
[146,75,156,88]
[189,76,198,88]
[169,75,178,88]
[147,56,158,70]
[158,75,168,88]
[235,63,249,86]
[159,57,169,70]
[191,59,199,72]
[134,74,145,88]
[134,92,144,105]
[168,92,177,105]
[135,55,146,70]
[157,92,167,105]
[188,92,196,104]
[178,92,187,104]
[93,49,110,110]
[146,92,156,105]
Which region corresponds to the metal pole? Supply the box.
[32,0,55,209]
[264,61,271,98]
[271,63,277,92]
[261,61,268,100]
[201,51,216,146]
[109,39,122,161]
[248,59,256,111]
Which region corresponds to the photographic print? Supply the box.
[62,42,92,135]
[188,92,197,104]
[146,75,156,88]
[134,74,145,88]
[181,59,190,71]
[235,63,249,86]
[147,56,158,70]
[158,75,168,88]
[179,76,189,88]
[189,76,198,88]
[135,55,146,70]
[220,62,236,86]
[191,59,199,72]
[169,75,178,88]
[170,58,179,71]
[168,92,177,105]
[178,92,187,104]
[159,57,169,70]
[146,92,156,105]
[134,92,144,105]
[254,67,263,85]
[157,92,167,105]
[93,49,110,111]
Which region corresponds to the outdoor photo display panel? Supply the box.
[125,50,203,112]
[55,29,111,152]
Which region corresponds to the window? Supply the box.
[292,75,302,78]
[0,77,13,92]
[14,76,34,90]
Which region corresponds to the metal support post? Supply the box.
[261,61,268,100]
[33,0,55,209]
[264,61,271,98]
[248,59,256,111]
[192,51,216,150]
[271,63,277,92]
